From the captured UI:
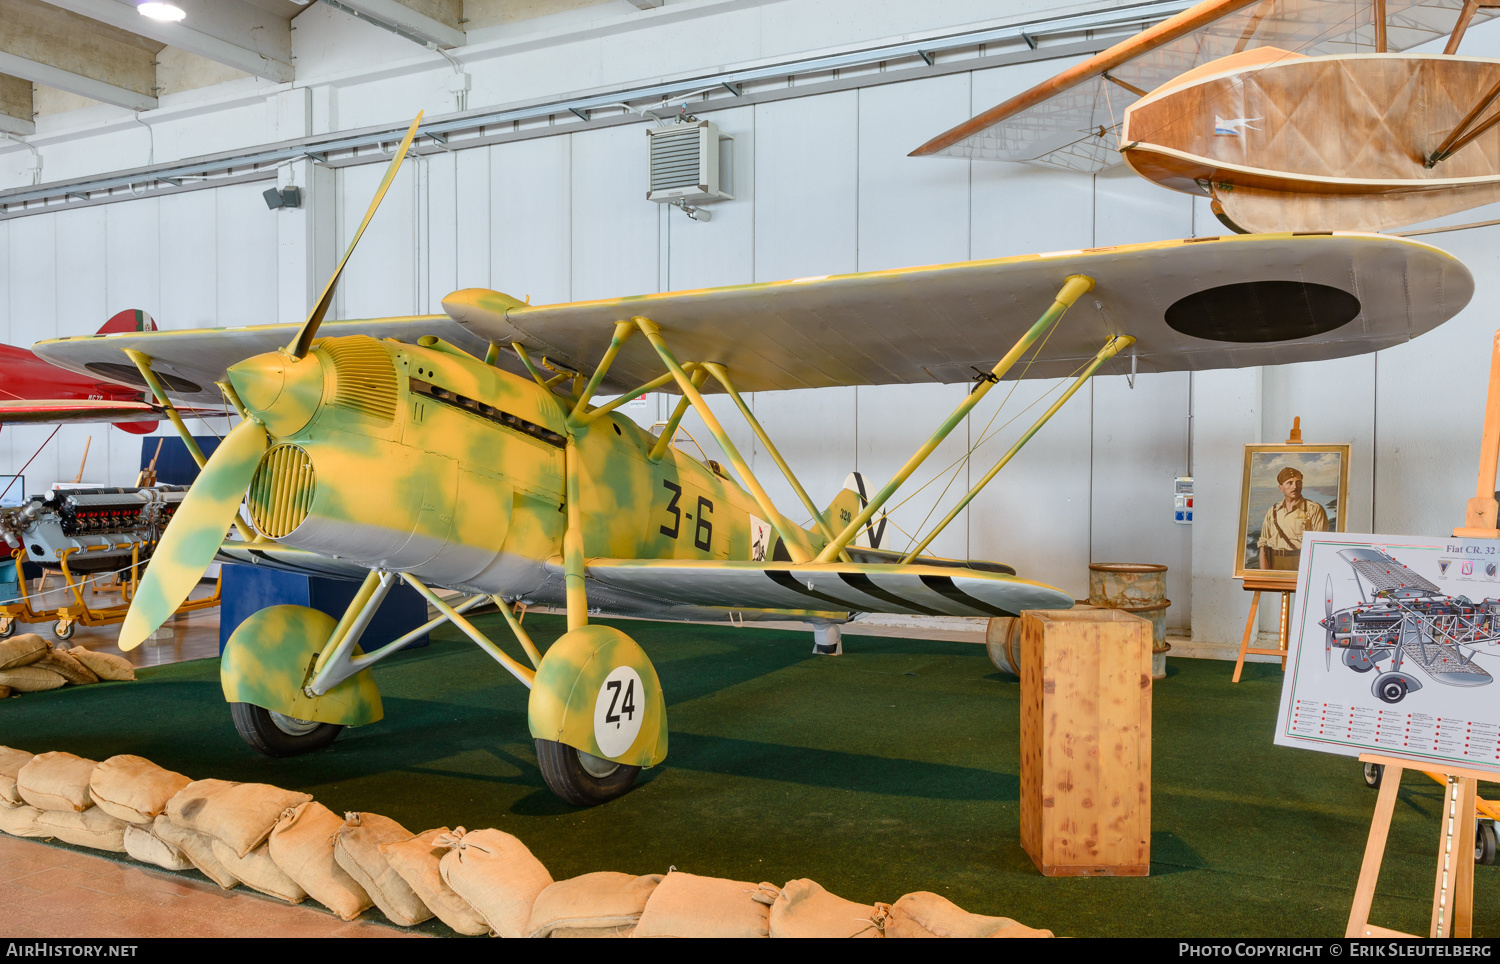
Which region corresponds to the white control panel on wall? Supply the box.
[1175,476,1194,524]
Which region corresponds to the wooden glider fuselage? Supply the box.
[1121,51,1500,232]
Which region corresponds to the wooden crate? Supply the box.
[1019,607,1152,876]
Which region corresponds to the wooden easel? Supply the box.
[1346,329,1500,937]
[1346,754,1488,938]
[1231,573,1295,681]
[1231,418,1303,682]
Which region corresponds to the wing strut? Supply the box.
[815,274,1095,564]
[899,333,1135,563]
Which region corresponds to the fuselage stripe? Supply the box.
[918,574,1017,617]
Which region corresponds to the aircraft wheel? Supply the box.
[52,620,74,641]
[1374,673,1409,704]
[535,738,640,807]
[1363,762,1384,790]
[230,702,343,757]
[1477,820,1498,866]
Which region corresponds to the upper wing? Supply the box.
[912,0,1496,170]
[584,559,1075,617]
[1339,547,1443,594]
[441,232,1470,393]
[32,317,495,404]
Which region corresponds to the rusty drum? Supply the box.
[1088,563,1171,680]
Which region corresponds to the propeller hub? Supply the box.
[228,350,323,438]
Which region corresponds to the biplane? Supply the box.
[28,115,1474,806]
[1321,547,1498,703]
[912,0,1500,233]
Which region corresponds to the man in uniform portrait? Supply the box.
[1257,466,1329,571]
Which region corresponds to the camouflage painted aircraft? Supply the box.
[34,114,1475,805]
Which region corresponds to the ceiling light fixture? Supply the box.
[137,2,186,22]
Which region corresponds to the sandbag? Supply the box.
[438,828,553,939]
[68,647,135,681]
[0,634,48,670]
[152,815,239,889]
[34,807,127,852]
[0,803,45,837]
[123,823,194,871]
[770,879,881,938]
[379,827,489,936]
[212,839,307,903]
[36,649,97,685]
[334,812,433,927]
[89,755,191,825]
[634,871,779,938]
[878,892,1053,938]
[0,746,33,806]
[0,684,12,698]
[166,778,311,857]
[16,751,97,811]
[268,802,372,921]
[0,665,66,693]
[528,871,663,938]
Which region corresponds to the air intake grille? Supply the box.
[322,336,397,422]
[649,128,703,193]
[247,444,316,538]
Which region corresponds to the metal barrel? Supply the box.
[985,616,1022,676]
[1088,562,1171,680]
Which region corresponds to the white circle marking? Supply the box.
[593,665,645,759]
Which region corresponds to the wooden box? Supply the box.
[1019,608,1152,877]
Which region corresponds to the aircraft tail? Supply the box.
[823,472,888,549]
[97,309,157,335]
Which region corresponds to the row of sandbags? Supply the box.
[0,745,1051,938]
[0,633,136,697]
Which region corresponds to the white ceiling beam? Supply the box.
[0,51,155,111]
[0,74,33,136]
[38,0,294,84]
[627,1,665,7]
[327,0,466,49]
[0,116,36,137]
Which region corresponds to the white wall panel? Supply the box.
[454,148,492,296]
[967,376,1094,599]
[570,125,658,302]
[753,91,859,282]
[857,74,972,271]
[337,162,418,320]
[0,223,13,475]
[749,387,858,534]
[8,215,60,490]
[492,136,573,305]
[1092,165,1195,248]
[1190,368,1262,646]
[106,197,161,323]
[422,152,459,314]
[216,183,279,328]
[667,105,754,292]
[1091,372,1192,631]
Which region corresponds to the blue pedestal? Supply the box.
[219,564,430,655]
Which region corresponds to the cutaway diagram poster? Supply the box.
[1274,532,1500,774]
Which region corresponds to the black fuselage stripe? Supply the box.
[837,572,944,616]
[919,574,1017,617]
[766,570,861,611]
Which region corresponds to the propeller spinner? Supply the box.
[115,113,424,652]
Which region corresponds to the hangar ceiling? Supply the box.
[0,0,627,135]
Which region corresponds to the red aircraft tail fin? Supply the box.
[97,309,157,335]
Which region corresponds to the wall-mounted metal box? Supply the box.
[647,120,734,204]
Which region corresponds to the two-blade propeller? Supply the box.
[116,113,424,652]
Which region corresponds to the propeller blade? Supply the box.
[285,111,424,359]
[1325,575,1335,671]
[118,420,268,651]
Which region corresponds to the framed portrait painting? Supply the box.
[1234,443,1350,582]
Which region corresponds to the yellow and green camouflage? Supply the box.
[528,624,667,767]
[220,604,383,726]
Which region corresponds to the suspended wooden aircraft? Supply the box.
[912,0,1500,233]
[34,115,1474,806]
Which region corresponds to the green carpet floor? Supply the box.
[2,613,1492,938]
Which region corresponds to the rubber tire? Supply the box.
[1478,821,1498,866]
[230,702,343,758]
[535,738,641,807]
[1363,762,1384,790]
[0,620,15,639]
[52,621,74,641]
[1376,675,1408,704]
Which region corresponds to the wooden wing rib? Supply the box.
[913,0,1500,169]
[584,559,1076,618]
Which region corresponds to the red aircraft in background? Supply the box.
[0,309,201,434]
